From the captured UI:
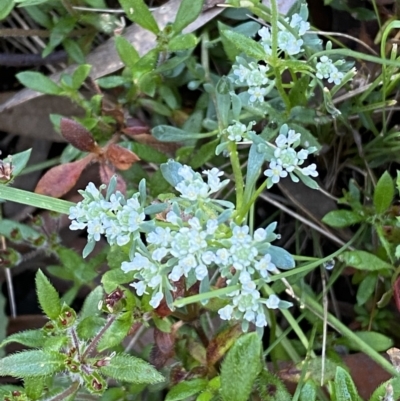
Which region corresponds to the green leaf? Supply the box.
[0,293,6,358]
[369,377,400,401]
[0,350,65,378]
[152,125,206,141]
[43,16,76,57]
[97,75,128,89]
[71,65,92,90]
[189,140,218,169]
[16,71,62,95]
[220,333,262,401]
[268,246,295,270]
[166,379,207,401]
[172,0,203,32]
[97,312,133,352]
[374,171,394,214]
[115,36,140,68]
[300,380,317,401]
[0,219,41,241]
[322,210,364,228]
[338,331,393,353]
[24,376,45,400]
[63,38,85,64]
[79,286,104,320]
[244,143,264,205]
[101,269,133,294]
[341,250,394,271]
[221,30,266,60]
[8,148,32,178]
[100,354,164,384]
[168,33,198,51]
[333,366,360,401]
[356,273,377,306]
[119,0,159,34]
[35,269,61,319]
[0,330,46,348]
[0,185,73,214]
[0,0,14,21]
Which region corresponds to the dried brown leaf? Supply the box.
[35,155,93,197]
[105,144,140,170]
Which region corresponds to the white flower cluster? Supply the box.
[263,125,318,187]
[231,13,309,104]
[258,13,310,56]
[175,165,229,202]
[232,58,274,104]
[316,55,345,85]
[68,164,294,329]
[225,120,255,143]
[69,182,145,247]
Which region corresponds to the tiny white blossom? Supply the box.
[278,31,303,55]
[218,304,234,320]
[266,294,281,309]
[248,86,267,103]
[254,228,266,242]
[264,160,288,184]
[149,291,163,308]
[301,163,319,177]
[328,69,344,85]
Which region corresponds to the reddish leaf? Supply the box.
[132,133,180,155]
[122,117,151,136]
[60,118,99,152]
[150,328,176,368]
[99,163,126,194]
[35,155,93,198]
[393,276,400,312]
[105,144,140,170]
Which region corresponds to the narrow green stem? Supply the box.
[298,287,399,376]
[236,179,267,222]
[269,0,291,111]
[228,142,244,212]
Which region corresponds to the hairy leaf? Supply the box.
[100,354,164,384]
[35,269,61,319]
[0,350,65,378]
[220,333,262,401]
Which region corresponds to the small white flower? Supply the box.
[328,69,344,85]
[195,264,208,280]
[218,304,234,320]
[149,291,163,308]
[300,163,319,177]
[131,281,147,296]
[152,247,168,262]
[266,294,281,309]
[248,86,267,103]
[202,251,215,265]
[254,228,266,242]
[233,63,250,83]
[278,31,303,55]
[264,160,288,184]
[255,312,267,327]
